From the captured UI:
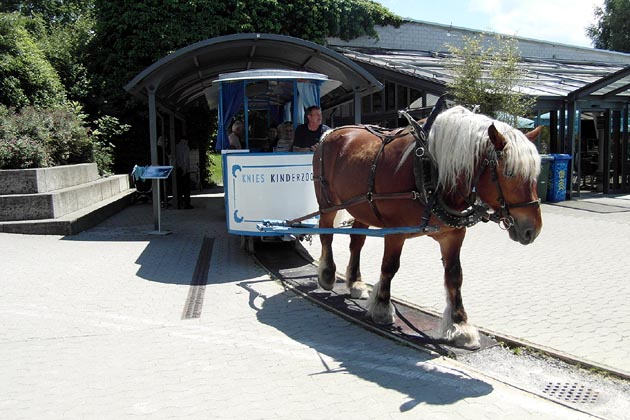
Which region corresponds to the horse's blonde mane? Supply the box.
[427,106,541,191]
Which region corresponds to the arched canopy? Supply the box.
[124,33,382,111]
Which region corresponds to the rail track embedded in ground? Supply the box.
[254,241,498,359]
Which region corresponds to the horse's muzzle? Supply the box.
[508,220,540,245]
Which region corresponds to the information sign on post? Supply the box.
[141,165,173,235]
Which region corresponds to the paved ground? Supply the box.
[0,191,626,419]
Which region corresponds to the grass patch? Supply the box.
[206,151,223,186]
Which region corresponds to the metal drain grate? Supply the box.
[543,382,600,404]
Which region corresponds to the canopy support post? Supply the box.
[354,91,362,124]
[148,86,162,232]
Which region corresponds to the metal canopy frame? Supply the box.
[125,33,382,112]
[568,66,630,103]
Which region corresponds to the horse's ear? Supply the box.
[488,124,507,151]
[524,125,542,142]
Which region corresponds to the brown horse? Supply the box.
[312,106,543,349]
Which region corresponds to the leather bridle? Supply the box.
[462,146,541,230]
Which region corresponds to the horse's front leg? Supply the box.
[434,229,480,349]
[317,212,337,290]
[367,235,405,324]
[345,220,369,299]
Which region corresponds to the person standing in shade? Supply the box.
[293,106,330,152]
[175,138,193,209]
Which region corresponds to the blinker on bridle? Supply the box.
[475,147,541,230]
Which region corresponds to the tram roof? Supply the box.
[205,69,343,109]
[216,69,329,82]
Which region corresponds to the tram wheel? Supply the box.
[240,236,256,254]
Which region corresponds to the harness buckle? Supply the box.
[415,147,425,157]
[499,215,514,230]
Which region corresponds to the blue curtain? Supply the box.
[216,82,244,150]
[269,105,282,126]
[296,82,321,124]
[283,102,292,123]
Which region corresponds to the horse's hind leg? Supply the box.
[367,235,405,324]
[434,229,480,349]
[317,211,337,290]
[345,220,369,299]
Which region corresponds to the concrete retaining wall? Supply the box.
[0,175,130,221]
[0,163,100,195]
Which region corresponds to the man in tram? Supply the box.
[293,106,330,152]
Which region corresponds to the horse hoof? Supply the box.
[317,267,336,290]
[367,301,395,325]
[371,310,395,325]
[317,278,335,291]
[441,322,481,350]
[349,281,369,299]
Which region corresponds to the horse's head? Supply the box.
[478,124,543,245]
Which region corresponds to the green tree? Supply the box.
[0,12,66,108]
[35,15,94,103]
[88,0,401,113]
[446,34,535,127]
[1,0,93,24]
[586,0,630,52]
[1,1,96,104]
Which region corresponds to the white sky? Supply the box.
[377,0,605,48]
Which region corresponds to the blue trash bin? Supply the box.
[538,155,553,203]
[547,154,571,202]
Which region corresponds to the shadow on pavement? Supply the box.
[238,279,493,412]
[59,191,241,286]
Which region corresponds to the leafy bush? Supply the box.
[91,115,130,175]
[0,104,126,174]
[0,103,86,169]
[10,103,92,166]
[0,135,47,169]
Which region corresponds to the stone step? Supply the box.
[0,189,136,235]
[0,163,100,195]
[0,175,131,221]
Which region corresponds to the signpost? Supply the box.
[141,165,173,235]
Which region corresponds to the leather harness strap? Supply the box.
[364,125,410,224]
